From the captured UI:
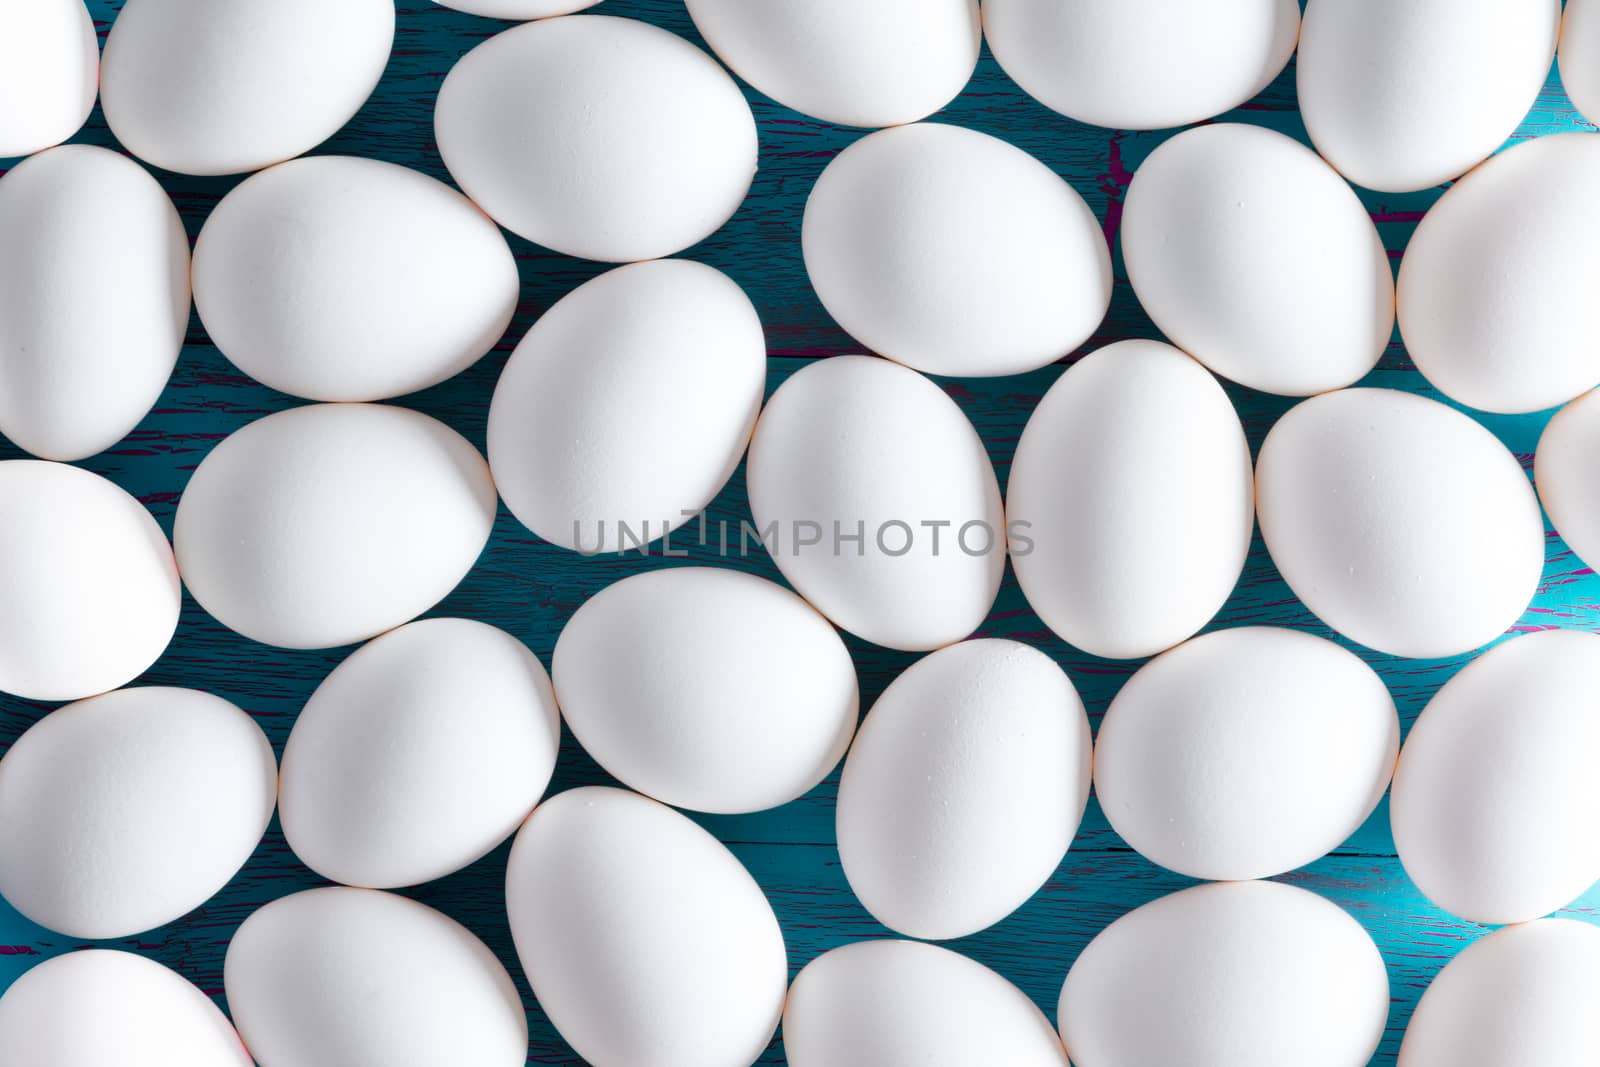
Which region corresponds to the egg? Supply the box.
[1255,388,1542,659]
[0,461,180,701]
[279,619,560,889]
[174,403,497,650]
[1007,340,1253,660]
[745,355,1005,652]
[683,0,980,128]
[1537,388,1600,572]
[1122,123,1393,396]
[837,639,1090,941]
[487,260,765,554]
[801,123,1110,377]
[1399,919,1600,1065]
[1562,0,1600,126]
[0,146,188,462]
[982,0,1300,130]
[1094,627,1398,882]
[506,787,786,1067]
[0,0,97,159]
[100,0,393,176]
[552,567,857,814]
[0,950,252,1067]
[435,15,756,262]
[192,156,517,403]
[1059,881,1389,1067]
[784,940,1068,1067]
[1299,0,1559,193]
[225,887,527,1067]
[1398,132,1600,414]
[434,0,601,18]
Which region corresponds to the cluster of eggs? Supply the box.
[4,0,1600,1064]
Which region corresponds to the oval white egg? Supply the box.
[173,403,497,650]
[1391,629,1600,926]
[1007,340,1253,660]
[552,567,857,814]
[279,618,560,889]
[0,0,97,158]
[1562,0,1600,126]
[1122,123,1393,396]
[784,940,1068,1067]
[0,146,188,462]
[434,0,601,18]
[1095,627,1398,882]
[801,122,1110,378]
[0,461,180,702]
[193,156,517,403]
[983,0,1300,130]
[1399,919,1600,1064]
[487,260,765,554]
[745,355,1005,652]
[506,787,786,1067]
[837,639,1090,941]
[1399,132,1600,414]
[225,887,527,1067]
[0,950,251,1067]
[1059,881,1389,1067]
[1538,388,1600,573]
[1256,388,1543,659]
[684,0,979,128]
[435,15,756,262]
[1299,0,1559,193]
[100,0,393,176]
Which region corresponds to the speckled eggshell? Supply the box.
[434,0,601,18]
[0,0,98,158]
[1537,388,1600,572]
[1562,0,1600,126]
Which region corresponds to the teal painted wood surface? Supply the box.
[2,2,1598,1063]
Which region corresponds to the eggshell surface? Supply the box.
[1537,388,1600,573]
[1562,0,1600,126]
[1007,340,1253,660]
[506,787,787,1067]
[488,260,765,554]
[0,145,189,462]
[174,403,497,650]
[837,639,1090,940]
[1122,123,1393,395]
[802,123,1110,377]
[435,15,756,261]
[552,567,857,814]
[434,0,601,17]
[1059,881,1389,1067]
[745,355,1005,651]
[0,0,98,158]
[1255,388,1542,658]
[193,156,518,402]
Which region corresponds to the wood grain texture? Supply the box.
[3,2,1598,1064]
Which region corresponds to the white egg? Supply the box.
[1391,629,1600,926]
[0,0,97,158]
[745,356,1005,652]
[983,0,1300,130]
[100,0,393,176]
[193,156,518,403]
[1299,0,1559,193]
[507,787,786,1067]
[801,123,1110,377]
[784,940,1068,1067]
[1122,123,1393,396]
[1007,340,1253,660]
[434,0,601,18]
[1256,388,1543,659]
[279,618,560,889]
[487,260,765,554]
[684,0,980,128]
[1399,919,1600,1065]
[1095,627,1398,882]
[1059,881,1389,1067]
[225,887,527,1067]
[0,146,188,462]
[174,403,497,650]
[1398,132,1600,414]
[1562,0,1600,126]
[435,15,756,262]
[552,567,857,814]
[837,639,1090,941]
[0,950,252,1067]
[0,461,180,701]
[1538,388,1600,572]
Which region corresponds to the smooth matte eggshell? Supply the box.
[1563,0,1600,126]
[1537,388,1600,572]
[434,0,601,18]
[0,0,98,158]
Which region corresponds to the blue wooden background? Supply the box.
[3,2,1596,1063]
